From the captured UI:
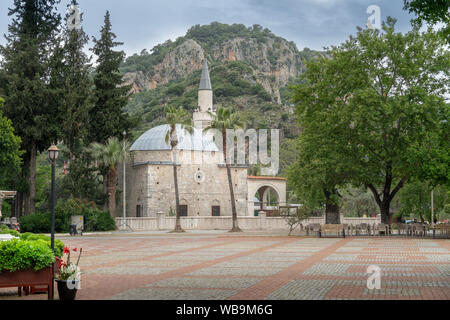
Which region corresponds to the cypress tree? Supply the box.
[61,0,92,162]
[89,11,132,145]
[0,0,62,216]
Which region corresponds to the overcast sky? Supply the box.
[0,0,417,57]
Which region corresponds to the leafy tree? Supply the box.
[89,11,133,145]
[89,137,130,216]
[280,206,310,236]
[164,106,193,233]
[290,18,449,224]
[288,50,357,224]
[205,107,243,232]
[287,131,353,224]
[340,187,379,218]
[0,97,22,187]
[0,0,62,215]
[397,181,448,223]
[403,0,449,41]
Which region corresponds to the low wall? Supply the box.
[116,214,381,232]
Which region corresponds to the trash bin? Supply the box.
[70,224,77,236]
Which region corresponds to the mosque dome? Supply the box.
[130,124,219,152]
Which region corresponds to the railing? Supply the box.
[116,213,382,232]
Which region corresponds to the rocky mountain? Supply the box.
[121,22,322,104]
[121,23,324,173]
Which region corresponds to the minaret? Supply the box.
[194,60,214,130]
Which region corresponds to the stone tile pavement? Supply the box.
[1,233,449,300]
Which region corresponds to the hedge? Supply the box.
[0,239,55,272]
[20,198,116,233]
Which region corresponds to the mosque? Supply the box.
[119,60,286,218]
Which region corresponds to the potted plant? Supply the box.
[55,246,82,301]
[0,238,56,299]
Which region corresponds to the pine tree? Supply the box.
[0,0,62,216]
[89,11,133,145]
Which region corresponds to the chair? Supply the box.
[356,223,370,236]
[374,223,388,236]
[306,223,321,236]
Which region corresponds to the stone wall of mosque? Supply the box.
[116,150,249,218]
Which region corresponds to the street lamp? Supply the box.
[122,131,127,230]
[48,144,59,300]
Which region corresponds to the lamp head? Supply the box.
[48,144,60,163]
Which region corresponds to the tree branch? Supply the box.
[367,183,382,207]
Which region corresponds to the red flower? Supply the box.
[73,248,77,252]
[64,246,70,254]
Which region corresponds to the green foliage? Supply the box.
[0,225,19,237]
[340,187,379,217]
[58,0,93,159]
[289,18,449,223]
[20,198,116,233]
[0,239,55,272]
[280,206,311,236]
[0,0,62,214]
[164,106,193,147]
[403,0,450,41]
[89,11,134,145]
[0,97,22,187]
[397,181,448,222]
[19,233,65,258]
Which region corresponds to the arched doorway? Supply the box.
[253,186,280,216]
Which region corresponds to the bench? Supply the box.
[433,224,450,239]
[306,223,321,236]
[319,224,345,238]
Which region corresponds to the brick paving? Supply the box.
[0,233,449,300]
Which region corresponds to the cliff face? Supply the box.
[121,23,317,104]
[210,37,304,103]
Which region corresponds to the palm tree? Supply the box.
[205,107,243,232]
[89,137,130,216]
[164,106,193,233]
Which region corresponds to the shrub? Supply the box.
[19,198,116,233]
[0,239,55,272]
[19,233,65,258]
[58,198,116,232]
[0,226,20,237]
[19,212,53,234]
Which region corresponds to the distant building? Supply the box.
[118,60,286,218]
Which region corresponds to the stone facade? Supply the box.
[119,150,249,218]
[116,60,286,220]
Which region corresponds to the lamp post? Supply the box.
[48,144,59,300]
[431,189,434,227]
[122,131,126,230]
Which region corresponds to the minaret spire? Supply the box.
[199,59,212,90]
[194,59,214,130]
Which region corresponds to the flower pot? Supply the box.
[56,279,79,301]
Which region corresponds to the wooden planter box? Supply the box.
[0,266,53,300]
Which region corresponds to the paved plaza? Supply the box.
[1,232,449,300]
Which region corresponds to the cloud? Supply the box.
[0,0,416,56]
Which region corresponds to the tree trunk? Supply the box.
[380,199,391,224]
[324,189,340,224]
[223,132,241,232]
[16,192,23,218]
[102,172,108,211]
[24,142,37,216]
[107,166,117,216]
[172,162,184,232]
